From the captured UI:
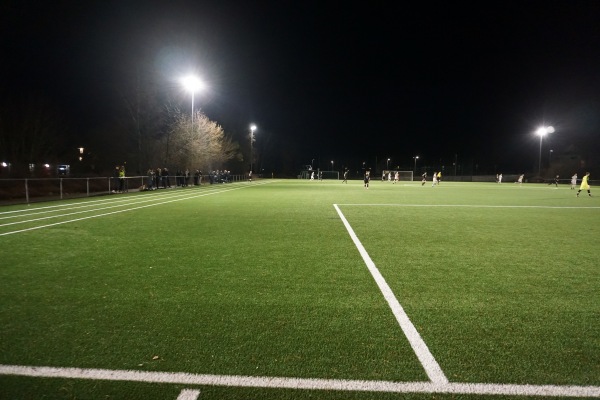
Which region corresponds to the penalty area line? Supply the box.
[333,204,448,385]
[0,365,598,397]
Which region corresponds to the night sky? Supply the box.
[2,0,600,174]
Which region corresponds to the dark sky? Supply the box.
[2,0,600,173]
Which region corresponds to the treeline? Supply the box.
[0,93,243,178]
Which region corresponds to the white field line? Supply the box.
[0,184,245,219]
[333,204,448,385]
[338,204,600,209]
[0,365,598,397]
[176,389,201,400]
[0,181,272,236]
[0,186,234,227]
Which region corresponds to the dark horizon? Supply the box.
[1,1,599,177]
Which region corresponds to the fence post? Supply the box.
[87,178,90,196]
[60,178,63,200]
[25,179,29,204]
[108,177,111,193]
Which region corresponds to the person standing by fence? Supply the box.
[118,165,125,193]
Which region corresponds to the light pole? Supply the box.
[250,124,257,173]
[386,158,390,170]
[331,160,334,172]
[181,75,205,127]
[549,149,553,166]
[413,156,419,176]
[535,126,554,175]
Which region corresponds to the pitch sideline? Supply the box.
[0,365,598,397]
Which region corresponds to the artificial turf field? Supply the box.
[0,179,598,399]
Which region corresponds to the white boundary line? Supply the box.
[333,204,448,384]
[0,365,598,397]
[177,389,201,400]
[337,203,600,209]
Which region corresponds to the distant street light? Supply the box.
[535,126,554,175]
[413,156,419,177]
[387,158,390,170]
[181,75,205,126]
[250,124,257,173]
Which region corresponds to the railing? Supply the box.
[0,175,250,205]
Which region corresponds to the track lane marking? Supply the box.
[0,181,272,236]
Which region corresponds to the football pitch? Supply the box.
[0,179,599,399]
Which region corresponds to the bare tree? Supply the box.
[165,109,241,171]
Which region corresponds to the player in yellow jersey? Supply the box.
[576,172,591,197]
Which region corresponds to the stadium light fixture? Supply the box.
[413,155,419,175]
[250,124,257,173]
[181,75,205,125]
[535,126,554,175]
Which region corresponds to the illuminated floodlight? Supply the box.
[181,75,204,93]
[181,75,205,125]
[44,164,50,168]
[535,126,555,175]
[1,162,7,167]
[249,124,258,172]
[536,125,554,136]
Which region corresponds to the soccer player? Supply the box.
[548,174,559,187]
[571,173,577,189]
[517,174,524,185]
[437,171,442,184]
[421,172,427,186]
[342,169,348,183]
[576,172,591,197]
[393,171,399,184]
[364,171,370,189]
[432,172,438,187]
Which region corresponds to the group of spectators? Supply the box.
[145,168,208,190]
[142,168,236,190]
[208,170,232,184]
[113,166,239,193]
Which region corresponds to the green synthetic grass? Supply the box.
[0,180,598,399]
